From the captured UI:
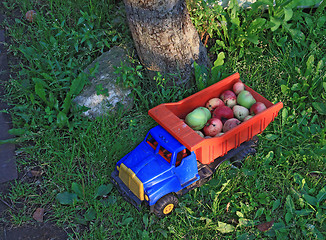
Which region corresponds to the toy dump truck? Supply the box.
[111,73,283,218]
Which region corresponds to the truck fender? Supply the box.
[148,176,182,207]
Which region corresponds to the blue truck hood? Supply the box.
[118,141,173,187]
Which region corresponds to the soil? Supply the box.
[0,5,69,240]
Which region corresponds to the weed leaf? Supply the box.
[246,34,259,44]
[236,211,244,218]
[265,134,279,141]
[143,214,149,229]
[70,74,87,96]
[84,208,96,221]
[305,55,315,77]
[8,128,27,136]
[295,209,314,216]
[272,199,281,212]
[312,102,326,115]
[71,182,83,198]
[214,52,225,67]
[74,215,87,225]
[95,184,113,198]
[302,194,317,206]
[248,18,266,33]
[56,111,68,127]
[285,212,293,224]
[316,186,326,203]
[35,83,47,103]
[238,218,256,227]
[215,221,235,233]
[121,217,133,226]
[56,192,78,205]
[284,8,293,22]
[285,195,295,214]
[254,208,264,219]
[270,17,282,31]
[158,229,168,238]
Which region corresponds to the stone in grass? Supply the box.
[73,46,134,118]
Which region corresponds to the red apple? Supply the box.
[212,106,234,123]
[220,90,237,108]
[222,118,241,132]
[233,82,245,95]
[205,98,224,111]
[250,102,267,115]
[203,118,223,137]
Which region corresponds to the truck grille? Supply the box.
[119,163,144,201]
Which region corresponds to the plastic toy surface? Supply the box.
[111,73,283,218]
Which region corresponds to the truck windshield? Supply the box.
[146,134,158,150]
[146,134,172,163]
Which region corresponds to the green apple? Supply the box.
[197,107,211,121]
[237,90,256,109]
[185,107,209,130]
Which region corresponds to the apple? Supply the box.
[197,107,211,121]
[195,130,205,138]
[220,90,237,108]
[185,107,208,130]
[212,106,234,123]
[215,132,224,137]
[237,90,256,109]
[243,115,253,121]
[233,82,245,95]
[233,105,249,121]
[222,118,241,132]
[205,98,224,111]
[250,102,267,115]
[203,118,223,137]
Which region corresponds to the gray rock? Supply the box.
[74,46,134,118]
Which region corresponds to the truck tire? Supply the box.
[153,194,178,218]
[230,146,257,168]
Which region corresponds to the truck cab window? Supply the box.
[146,134,158,150]
[176,149,191,166]
[159,146,172,163]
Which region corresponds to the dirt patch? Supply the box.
[1,223,68,240]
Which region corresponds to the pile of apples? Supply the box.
[184,81,267,138]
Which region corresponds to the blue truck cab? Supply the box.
[111,125,200,217]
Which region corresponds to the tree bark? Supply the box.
[123,0,209,84]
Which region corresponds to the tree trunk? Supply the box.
[123,0,209,84]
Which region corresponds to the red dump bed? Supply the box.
[148,73,283,164]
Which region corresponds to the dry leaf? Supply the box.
[33,208,45,222]
[226,202,231,212]
[30,170,42,177]
[256,220,274,232]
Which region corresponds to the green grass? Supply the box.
[0,0,325,239]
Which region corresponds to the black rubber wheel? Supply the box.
[153,193,178,218]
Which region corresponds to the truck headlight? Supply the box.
[145,194,149,201]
